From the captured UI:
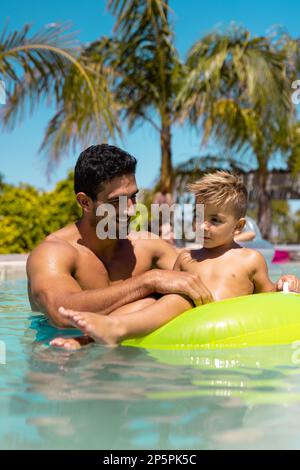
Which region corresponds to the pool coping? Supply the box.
[0,254,28,280]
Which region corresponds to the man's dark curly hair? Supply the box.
[74,144,137,200]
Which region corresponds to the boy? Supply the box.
[52,171,300,348]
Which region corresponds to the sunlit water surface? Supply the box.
[1,264,300,450]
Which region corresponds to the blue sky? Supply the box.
[1,0,300,192]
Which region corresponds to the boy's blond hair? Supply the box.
[188,171,248,219]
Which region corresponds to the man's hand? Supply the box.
[277,275,300,293]
[150,269,213,305]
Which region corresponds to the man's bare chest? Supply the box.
[74,246,152,289]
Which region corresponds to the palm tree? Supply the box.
[107,0,182,193]
[0,23,119,171]
[175,27,299,238]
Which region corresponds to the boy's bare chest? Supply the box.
[192,257,243,279]
[185,254,253,300]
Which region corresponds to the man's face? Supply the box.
[93,174,139,237]
[195,200,245,248]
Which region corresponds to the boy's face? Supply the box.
[195,200,245,249]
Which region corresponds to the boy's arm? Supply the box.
[249,250,300,293]
[150,237,178,270]
[173,250,214,302]
[250,251,276,293]
[173,253,183,271]
[173,250,196,272]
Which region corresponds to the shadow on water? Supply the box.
[16,314,300,449]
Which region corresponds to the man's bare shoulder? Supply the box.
[28,222,80,261]
[26,235,77,276]
[29,233,77,257]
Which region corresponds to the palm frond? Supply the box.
[175,26,295,171]
[0,23,121,166]
[39,44,121,171]
[173,152,252,196]
[108,0,170,35]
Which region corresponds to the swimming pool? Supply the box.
[1,264,300,450]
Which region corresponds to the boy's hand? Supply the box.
[277,275,300,293]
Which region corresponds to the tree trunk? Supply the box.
[257,171,272,240]
[157,0,173,194]
[159,119,173,194]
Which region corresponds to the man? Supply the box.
[27,144,213,335]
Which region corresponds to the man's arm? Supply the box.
[149,238,213,303]
[27,239,215,328]
[27,241,156,328]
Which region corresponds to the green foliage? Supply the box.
[0,171,81,253]
[249,200,300,244]
[294,211,300,242]
[176,26,295,161]
[271,200,300,244]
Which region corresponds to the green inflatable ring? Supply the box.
[122,292,300,350]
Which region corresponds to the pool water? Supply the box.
[1,265,300,450]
